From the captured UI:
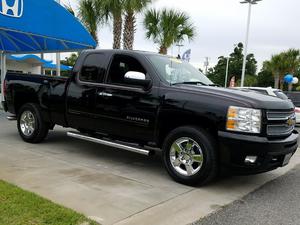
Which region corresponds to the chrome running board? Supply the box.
[67,131,152,156]
[6,115,16,121]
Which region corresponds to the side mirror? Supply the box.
[124,71,152,89]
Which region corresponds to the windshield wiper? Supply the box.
[172,81,208,86]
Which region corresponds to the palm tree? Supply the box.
[78,0,100,46]
[123,0,151,50]
[264,49,300,89]
[64,3,75,16]
[284,49,300,75]
[97,0,124,49]
[263,55,283,89]
[143,8,196,55]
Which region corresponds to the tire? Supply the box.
[17,103,49,143]
[162,126,218,186]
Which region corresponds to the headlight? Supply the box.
[226,106,261,134]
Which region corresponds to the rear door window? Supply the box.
[80,54,106,83]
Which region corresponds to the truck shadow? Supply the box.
[36,128,288,190]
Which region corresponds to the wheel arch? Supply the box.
[156,110,219,148]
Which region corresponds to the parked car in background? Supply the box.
[235,87,300,124]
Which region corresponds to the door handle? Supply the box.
[98,92,113,97]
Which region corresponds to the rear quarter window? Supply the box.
[80,54,106,83]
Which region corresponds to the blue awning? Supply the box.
[43,62,72,71]
[0,0,96,53]
[8,54,51,64]
[7,54,72,71]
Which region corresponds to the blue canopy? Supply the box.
[43,62,72,71]
[7,54,72,71]
[0,0,96,53]
[8,54,51,64]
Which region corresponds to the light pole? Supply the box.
[56,0,61,76]
[240,0,262,87]
[176,43,184,58]
[225,57,230,88]
[0,52,6,101]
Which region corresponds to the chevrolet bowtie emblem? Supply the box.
[287,117,296,127]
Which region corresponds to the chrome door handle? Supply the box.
[98,92,113,97]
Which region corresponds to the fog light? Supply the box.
[245,156,258,164]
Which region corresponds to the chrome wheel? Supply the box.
[20,111,36,137]
[169,137,204,177]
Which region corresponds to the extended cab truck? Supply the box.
[2,50,299,186]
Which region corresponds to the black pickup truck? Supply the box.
[2,50,299,185]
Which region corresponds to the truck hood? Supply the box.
[175,84,295,110]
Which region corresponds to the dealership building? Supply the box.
[0,55,71,75]
[0,0,96,101]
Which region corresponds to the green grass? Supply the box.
[0,180,100,225]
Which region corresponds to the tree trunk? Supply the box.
[274,74,279,89]
[123,12,135,50]
[113,15,122,49]
[91,30,98,48]
[159,46,168,55]
[279,76,284,90]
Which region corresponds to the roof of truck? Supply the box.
[82,49,165,57]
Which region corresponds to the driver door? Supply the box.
[94,54,159,143]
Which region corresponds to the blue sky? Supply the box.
[54,0,300,71]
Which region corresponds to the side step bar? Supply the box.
[7,115,17,121]
[67,131,152,156]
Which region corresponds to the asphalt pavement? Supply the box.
[193,164,300,225]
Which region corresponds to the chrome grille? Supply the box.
[267,110,296,136]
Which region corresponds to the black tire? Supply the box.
[17,103,49,143]
[162,126,218,186]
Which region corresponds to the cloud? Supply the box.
[62,0,300,72]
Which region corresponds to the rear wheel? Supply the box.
[17,103,49,143]
[162,126,218,186]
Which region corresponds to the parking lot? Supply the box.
[0,110,299,225]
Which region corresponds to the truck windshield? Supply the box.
[148,55,214,86]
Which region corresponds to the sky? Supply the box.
[54,0,300,71]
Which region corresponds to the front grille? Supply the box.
[266,110,296,136]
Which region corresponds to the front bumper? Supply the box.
[218,130,299,174]
[1,101,7,112]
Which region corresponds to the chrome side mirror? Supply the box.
[124,71,152,90]
[124,71,146,80]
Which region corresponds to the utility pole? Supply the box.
[204,57,210,75]
[240,0,262,87]
[176,43,184,59]
[225,57,230,88]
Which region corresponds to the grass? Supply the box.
[0,180,100,225]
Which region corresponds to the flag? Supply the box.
[182,49,191,62]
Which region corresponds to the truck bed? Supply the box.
[5,72,69,126]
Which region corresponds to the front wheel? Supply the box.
[17,103,49,143]
[162,126,218,186]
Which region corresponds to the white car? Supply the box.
[235,87,300,124]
